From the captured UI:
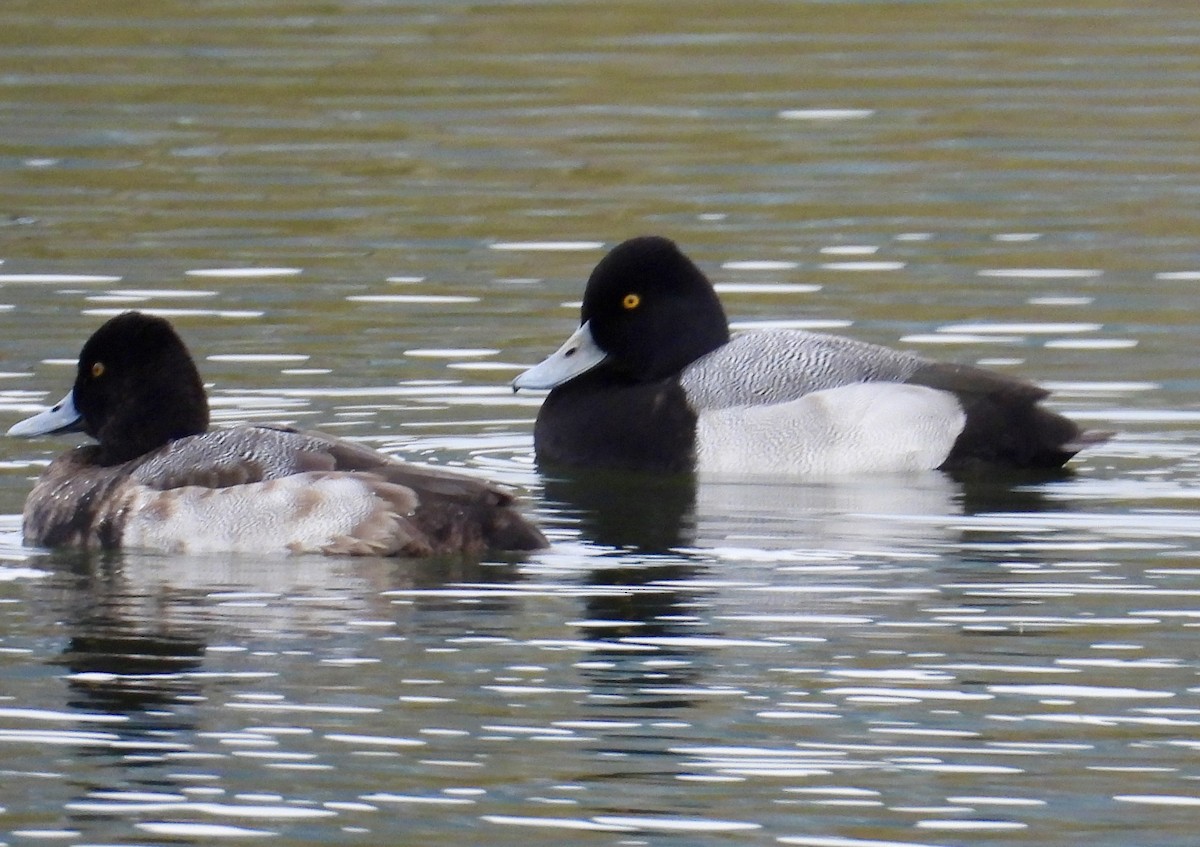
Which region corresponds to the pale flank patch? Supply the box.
[122,474,410,555]
[695,383,965,476]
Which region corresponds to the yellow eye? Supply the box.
[622,293,641,310]
[91,362,105,378]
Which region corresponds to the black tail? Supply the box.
[910,362,1110,472]
[940,400,1110,472]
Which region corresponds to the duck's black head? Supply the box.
[582,236,731,381]
[72,312,209,465]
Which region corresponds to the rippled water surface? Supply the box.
[1,1,1199,845]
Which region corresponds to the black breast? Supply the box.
[533,371,698,473]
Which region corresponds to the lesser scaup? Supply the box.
[513,236,1109,475]
[8,311,547,556]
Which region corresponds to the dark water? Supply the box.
[1,1,1199,845]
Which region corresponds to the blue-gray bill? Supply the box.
[512,321,608,391]
[7,391,83,437]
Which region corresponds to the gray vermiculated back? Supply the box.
[130,426,336,489]
[680,330,926,411]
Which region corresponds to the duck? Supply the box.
[7,311,547,556]
[512,235,1109,476]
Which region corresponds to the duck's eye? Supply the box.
[91,362,105,378]
[622,293,641,310]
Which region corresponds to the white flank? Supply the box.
[695,383,964,477]
[122,475,392,555]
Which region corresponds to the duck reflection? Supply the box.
[541,466,1069,709]
[540,468,707,700]
[59,624,207,715]
[692,471,961,552]
[575,576,713,712]
[35,545,526,836]
[541,463,970,555]
[540,467,697,554]
[46,550,207,718]
[543,458,1080,557]
[46,548,525,720]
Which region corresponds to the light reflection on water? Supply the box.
[1,0,1199,845]
[5,488,1200,846]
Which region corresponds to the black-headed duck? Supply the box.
[513,236,1109,475]
[9,312,546,556]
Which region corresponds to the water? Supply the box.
[1,0,1199,844]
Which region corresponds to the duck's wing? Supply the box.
[680,330,926,411]
[270,425,548,553]
[680,330,1109,471]
[238,424,523,506]
[285,426,548,554]
[128,425,339,489]
[124,426,546,555]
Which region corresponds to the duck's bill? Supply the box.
[512,321,608,391]
[7,391,84,437]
